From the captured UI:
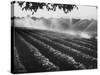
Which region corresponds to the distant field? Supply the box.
[12,27,97,74]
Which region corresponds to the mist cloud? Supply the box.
[14,16,97,39]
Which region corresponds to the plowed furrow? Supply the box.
[79,39,97,46]
[39,32,97,50]
[22,31,97,69]
[64,38,97,51]
[17,30,86,70]
[14,47,27,73]
[15,32,59,72]
[82,38,97,44]
[73,39,97,48]
[37,33,97,58]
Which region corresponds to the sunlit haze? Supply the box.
[13,2,97,39]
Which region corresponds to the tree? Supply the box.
[11,1,78,15]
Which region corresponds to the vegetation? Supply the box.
[13,27,97,73]
[11,1,78,15]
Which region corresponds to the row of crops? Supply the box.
[13,27,97,73]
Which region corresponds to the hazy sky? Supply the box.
[14,2,97,19]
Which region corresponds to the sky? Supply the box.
[14,2,97,20]
[13,2,97,39]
